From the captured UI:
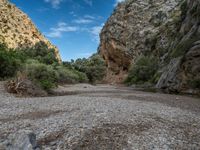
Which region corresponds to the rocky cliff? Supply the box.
[99,0,200,94]
[0,0,61,62]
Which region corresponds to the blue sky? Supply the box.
[10,0,124,61]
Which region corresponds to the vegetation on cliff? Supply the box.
[125,56,159,85]
[99,0,200,95]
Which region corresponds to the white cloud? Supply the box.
[90,24,104,42]
[83,0,93,6]
[84,15,95,20]
[44,0,64,9]
[46,22,78,38]
[69,11,77,17]
[73,18,93,24]
[114,0,125,6]
[73,14,96,24]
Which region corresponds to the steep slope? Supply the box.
[99,0,200,94]
[0,0,61,62]
[156,0,200,94]
[99,0,182,83]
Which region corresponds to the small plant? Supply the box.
[170,36,199,58]
[180,0,187,20]
[189,78,200,89]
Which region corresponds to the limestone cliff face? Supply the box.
[99,0,182,83]
[99,0,200,94]
[0,0,61,62]
[156,0,200,94]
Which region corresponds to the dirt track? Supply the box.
[0,83,200,149]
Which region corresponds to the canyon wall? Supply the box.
[99,0,200,94]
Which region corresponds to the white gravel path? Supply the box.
[0,83,200,149]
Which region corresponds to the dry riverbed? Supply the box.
[0,83,200,149]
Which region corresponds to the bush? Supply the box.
[24,60,58,90]
[22,42,58,65]
[74,70,89,83]
[73,54,106,83]
[190,78,200,89]
[23,60,88,90]
[0,43,24,79]
[54,65,88,84]
[170,36,199,58]
[125,56,159,85]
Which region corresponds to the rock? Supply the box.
[156,57,182,93]
[0,0,61,62]
[5,130,39,150]
[99,0,182,83]
[99,0,200,94]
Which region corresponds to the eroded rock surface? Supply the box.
[0,0,61,62]
[99,0,200,94]
[99,0,182,83]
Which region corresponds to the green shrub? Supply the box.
[74,70,88,83]
[24,60,58,90]
[0,43,24,79]
[73,54,106,83]
[63,61,74,69]
[22,42,58,65]
[180,0,187,19]
[125,56,159,85]
[171,36,199,58]
[54,65,88,84]
[189,78,200,89]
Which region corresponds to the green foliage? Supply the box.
[54,65,88,84]
[24,60,58,90]
[125,56,159,85]
[73,54,106,83]
[0,42,103,91]
[23,59,88,90]
[0,43,25,79]
[22,42,58,65]
[180,0,187,18]
[171,36,199,58]
[189,78,200,89]
[63,61,74,69]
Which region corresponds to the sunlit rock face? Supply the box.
[0,0,61,62]
[99,0,182,83]
[99,0,200,94]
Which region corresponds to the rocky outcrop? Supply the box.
[3,130,39,150]
[156,0,200,94]
[99,0,182,83]
[0,0,61,62]
[99,0,200,94]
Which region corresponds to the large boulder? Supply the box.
[4,130,39,150]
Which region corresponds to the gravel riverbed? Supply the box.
[0,83,200,149]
